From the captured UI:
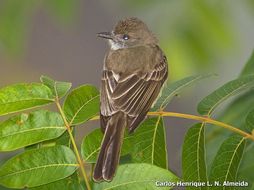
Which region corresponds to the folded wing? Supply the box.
[100,55,168,133]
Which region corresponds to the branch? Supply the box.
[148,111,254,141]
[90,111,254,141]
[55,98,91,190]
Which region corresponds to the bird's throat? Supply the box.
[109,40,125,50]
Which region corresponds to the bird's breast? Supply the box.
[104,45,160,76]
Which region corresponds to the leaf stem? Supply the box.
[147,111,254,141]
[55,98,91,190]
[89,111,254,141]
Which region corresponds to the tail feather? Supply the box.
[93,112,126,181]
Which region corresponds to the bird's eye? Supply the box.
[123,34,129,40]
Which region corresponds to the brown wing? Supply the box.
[113,57,167,132]
[100,55,168,133]
[100,70,117,132]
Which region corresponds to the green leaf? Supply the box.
[237,142,254,190]
[0,83,54,116]
[55,130,73,147]
[0,145,78,188]
[182,123,208,190]
[124,117,168,168]
[236,142,254,189]
[30,172,84,190]
[245,110,254,133]
[40,75,72,98]
[152,75,210,111]
[93,163,178,190]
[197,75,254,116]
[209,135,245,188]
[63,85,99,125]
[81,117,168,169]
[25,127,75,151]
[240,50,254,76]
[81,128,103,163]
[216,90,254,128]
[0,110,66,151]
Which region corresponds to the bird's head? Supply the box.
[98,17,157,50]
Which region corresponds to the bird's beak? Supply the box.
[97,32,113,40]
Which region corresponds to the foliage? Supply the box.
[0,52,254,189]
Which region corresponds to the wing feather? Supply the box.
[100,51,168,133]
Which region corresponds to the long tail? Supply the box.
[93,112,126,181]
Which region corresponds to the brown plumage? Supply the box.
[94,17,168,182]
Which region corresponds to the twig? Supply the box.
[89,111,254,141]
[148,111,254,141]
[55,98,91,190]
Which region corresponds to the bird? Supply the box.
[94,17,168,182]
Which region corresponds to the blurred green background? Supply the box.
[0,0,254,188]
[1,0,254,80]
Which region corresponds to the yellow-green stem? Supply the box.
[148,111,254,141]
[90,111,254,141]
[55,99,91,190]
